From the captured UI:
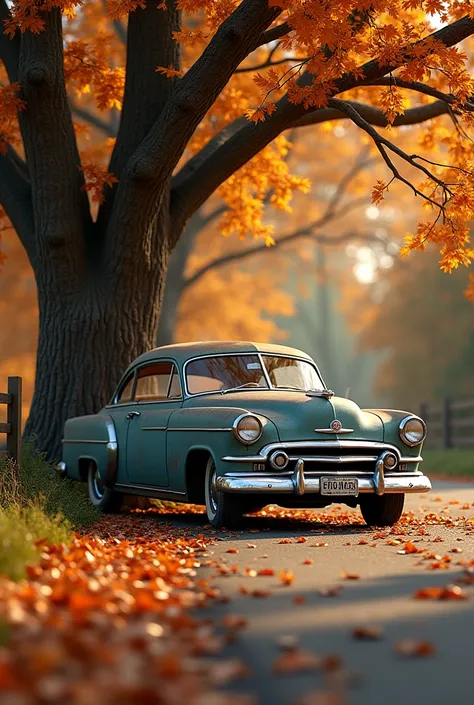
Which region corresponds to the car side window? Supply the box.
[135,362,182,402]
[116,373,135,404]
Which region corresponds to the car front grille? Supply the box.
[262,441,399,475]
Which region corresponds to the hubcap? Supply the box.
[208,464,218,513]
[93,467,105,499]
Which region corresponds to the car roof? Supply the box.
[128,341,313,370]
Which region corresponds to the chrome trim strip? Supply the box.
[216,472,431,495]
[314,428,354,434]
[168,427,232,432]
[62,439,109,445]
[114,484,186,501]
[142,427,167,431]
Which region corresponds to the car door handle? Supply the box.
[126,411,141,419]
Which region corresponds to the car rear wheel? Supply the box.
[359,493,405,527]
[87,461,123,513]
[204,457,244,529]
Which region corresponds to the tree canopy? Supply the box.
[2,0,474,456]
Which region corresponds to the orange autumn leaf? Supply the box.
[394,640,436,658]
[340,572,360,580]
[278,539,292,545]
[352,625,384,640]
[273,648,322,674]
[257,568,275,576]
[279,570,295,586]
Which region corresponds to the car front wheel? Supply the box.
[87,461,123,513]
[204,457,244,529]
[359,493,405,527]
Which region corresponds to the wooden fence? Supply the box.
[420,398,474,449]
[0,376,22,465]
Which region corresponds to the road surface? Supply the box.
[168,480,474,705]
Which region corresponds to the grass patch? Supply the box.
[0,502,71,581]
[0,440,100,581]
[423,448,474,479]
[0,440,100,528]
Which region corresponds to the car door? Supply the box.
[105,370,137,484]
[126,360,183,487]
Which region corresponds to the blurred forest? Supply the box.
[2,114,472,418]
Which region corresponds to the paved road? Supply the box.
[169,481,474,705]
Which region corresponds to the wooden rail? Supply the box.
[0,377,22,465]
[420,397,474,449]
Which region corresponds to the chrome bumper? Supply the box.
[216,459,431,496]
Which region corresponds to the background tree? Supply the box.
[2,1,474,456]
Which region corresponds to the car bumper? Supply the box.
[216,460,431,496]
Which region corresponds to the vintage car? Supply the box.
[59,341,430,528]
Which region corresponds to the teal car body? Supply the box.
[60,341,430,528]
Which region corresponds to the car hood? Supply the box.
[185,391,384,442]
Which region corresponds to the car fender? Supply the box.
[363,408,425,457]
[62,413,118,488]
[166,406,279,484]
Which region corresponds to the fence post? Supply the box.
[443,397,452,449]
[7,376,22,466]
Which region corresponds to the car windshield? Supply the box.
[185,354,323,395]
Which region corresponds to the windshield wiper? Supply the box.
[306,388,334,398]
[221,382,263,394]
[274,385,305,391]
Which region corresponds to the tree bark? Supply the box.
[24,209,171,460]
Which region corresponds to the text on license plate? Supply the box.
[320,477,359,496]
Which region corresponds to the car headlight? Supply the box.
[399,416,426,447]
[233,414,263,445]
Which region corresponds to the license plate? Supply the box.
[320,477,359,496]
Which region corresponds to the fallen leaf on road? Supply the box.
[247,544,257,549]
[257,568,275,577]
[242,567,257,578]
[209,658,252,685]
[279,570,295,586]
[303,559,314,565]
[394,640,436,657]
[249,589,272,598]
[340,572,360,580]
[311,542,328,547]
[273,648,322,674]
[279,539,292,544]
[293,596,306,604]
[223,616,248,630]
[296,537,307,543]
[226,548,239,554]
[358,539,368,545]
[414,585,467,600]
[351,625,384,640]
[397,541,423,555]
[319,586,343,597]
[277,635,299,651]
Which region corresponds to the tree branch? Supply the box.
[70,99,117,138]
[18,7,92,278]
[0,146,35,262]
[170,15,474,229]
[183,225,387,290]
[99,0,181,230]
[257,22,292,47]
[104,0,283,275]
[0,0,20,83]
[327,97,455,209]
[293,98,450,129]
[235,55,308,73]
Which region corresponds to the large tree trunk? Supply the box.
[24,215,171,461]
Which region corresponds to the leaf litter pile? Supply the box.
[1,497,474,705]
